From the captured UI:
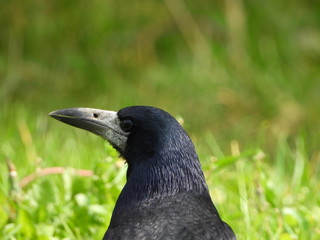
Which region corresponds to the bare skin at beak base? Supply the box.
[49,108,129,152]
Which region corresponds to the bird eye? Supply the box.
[120,119,133,132]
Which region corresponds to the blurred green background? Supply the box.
[1,0,319,151]
[1,0,320,239]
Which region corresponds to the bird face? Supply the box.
[49,106,187,161]
[50,106,199,184]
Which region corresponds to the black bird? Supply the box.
[49,106,236,240]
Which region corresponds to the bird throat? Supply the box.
[116,150,209,212]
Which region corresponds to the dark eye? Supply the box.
[120,119,133,132]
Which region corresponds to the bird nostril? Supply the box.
[93,113,99,118]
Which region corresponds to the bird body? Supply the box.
[50,106,236,240]
[105,192,235,240]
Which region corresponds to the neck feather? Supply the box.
[115,149,209,212]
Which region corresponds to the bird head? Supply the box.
[50,106,207,196]
[49,106,194,163]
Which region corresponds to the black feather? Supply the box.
[103,106,236,240]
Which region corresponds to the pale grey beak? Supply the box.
[49,108,129,152]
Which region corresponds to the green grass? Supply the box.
[1,0,320,153]
[1,107,319,239]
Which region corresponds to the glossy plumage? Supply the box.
[50,106,236,240]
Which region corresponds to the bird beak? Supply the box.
[49,108,129,152]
